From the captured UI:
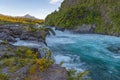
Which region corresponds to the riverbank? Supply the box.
[0,25,68,80]
[45,0,120,37]
[54,26,120,37]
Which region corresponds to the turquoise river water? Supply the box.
[46,29,120,80]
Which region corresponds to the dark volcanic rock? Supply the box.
[0,32,16,42]
[0,25,47,42]
[0,25,23,42]
[73,24,96,33]
[39,64,68,80]
[55,27,65,32]
[20,30,47,42]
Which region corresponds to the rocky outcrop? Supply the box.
[20,30,46,42]
[0,42,68,80]
[40,64,68,80]
[0,25,47,42]
[26,64,68,80]
[73,24,96,33]
[0,25,22,42]
[0,24,68,80]
[0,32,16,42]
[1,64,68,80]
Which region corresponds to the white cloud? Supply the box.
[49,0,63,4]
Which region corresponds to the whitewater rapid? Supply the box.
[13,28,120,80]
[46,29,120,80]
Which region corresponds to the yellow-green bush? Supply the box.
[36,58,53,72]
[0,73,9,80]
[3,57,16,67]
[67,69,90,80]
[0,46,54,79]
[29,64,38,74]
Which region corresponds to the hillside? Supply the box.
[0,14,44,25]
[45,0,120,36]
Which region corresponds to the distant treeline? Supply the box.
[0,14,44,25]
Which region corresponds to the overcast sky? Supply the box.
[0,0,63,19]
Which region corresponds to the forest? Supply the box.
[45,0,120,35]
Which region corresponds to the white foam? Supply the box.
[112,54,120,59]
[46,37,75,45]
[54,55,71,63]
[13,40,45,48]
[53,54,85,72]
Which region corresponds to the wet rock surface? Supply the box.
[0,25,47,42]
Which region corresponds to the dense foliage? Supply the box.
[45,0,120,35]
[0,14,44,25]
[0,45,53,80]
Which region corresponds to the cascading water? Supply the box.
[13,40,49,58]
[46,28,120,80]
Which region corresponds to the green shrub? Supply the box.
[67,69,90,80]
[0,73,9,80]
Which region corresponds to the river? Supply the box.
[46,29,120,80]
